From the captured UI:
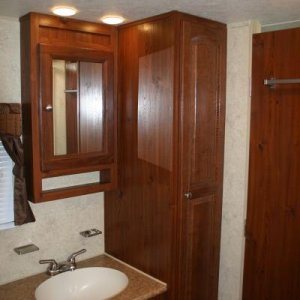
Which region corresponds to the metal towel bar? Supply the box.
[64,89,78,93]
[264,78,300,87]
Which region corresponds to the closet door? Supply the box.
[243,28,300,300]
[178,19,226,300]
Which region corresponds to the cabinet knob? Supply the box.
[45,104,53,111]
[184,192,193,200]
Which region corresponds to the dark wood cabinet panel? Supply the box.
[79,61,104,153]
[182,195,218,300]
[243,28,300,300]
[151,293,167,300]
[137,46,174,172]
[105,11,226,300]
[180,19,226,193]
[105,16,178,298]
[186,37,219,185]
[37,14,115,50]
[178,18,226,300]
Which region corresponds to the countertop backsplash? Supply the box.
[0,192,105,285]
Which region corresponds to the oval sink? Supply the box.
[35,267,129,300]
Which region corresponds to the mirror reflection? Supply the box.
[52,59,104,156]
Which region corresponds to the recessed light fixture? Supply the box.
[100,15,125,25]
[51,6,78,17]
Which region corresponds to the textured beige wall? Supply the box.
[0,17,20,102]
[0,17,105,285]
[218,21,261,300]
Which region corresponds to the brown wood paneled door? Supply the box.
[178,20,226,300]
[105,12,226,299]
[243,28,300,300]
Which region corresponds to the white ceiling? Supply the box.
[0,0,299,26]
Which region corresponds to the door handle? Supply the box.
[184,192,193,200]
[45,104,53,111]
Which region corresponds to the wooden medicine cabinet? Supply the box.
[20,13,117,202]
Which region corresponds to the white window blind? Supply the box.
[0,140,14,229]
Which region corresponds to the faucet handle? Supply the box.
[67,249,87,264]
[39,259,58,268]
[39,259,58,275]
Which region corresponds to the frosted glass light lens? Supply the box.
[101,15,125,25]
[51,6,78,17]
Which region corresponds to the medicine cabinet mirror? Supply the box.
[40,44,114,172]
[52,59,104,156]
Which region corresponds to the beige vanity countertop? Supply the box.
[0,254,167,300]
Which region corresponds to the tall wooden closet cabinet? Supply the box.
[105,11,226,299]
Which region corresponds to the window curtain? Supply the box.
[0,103,35,225]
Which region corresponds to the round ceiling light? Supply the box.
[51,6,78,17]
[100,15,125,25]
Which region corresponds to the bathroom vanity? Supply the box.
[0,255,166,300]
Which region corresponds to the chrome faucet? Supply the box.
[39,249,87,276]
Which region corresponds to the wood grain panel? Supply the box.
[39,26,111,48]
[184,195,217,300]
[0,103,21,136]
[79,61,104,153]
[137,47,174,171]
[20,13,42,200]
[105,15,178,300]
[190,40,219,186]
[243,28,300,300]
[178,18,226,300]
[180,20,225,194]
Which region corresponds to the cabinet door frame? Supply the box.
[39,44,114,172]
[177,18,226,300]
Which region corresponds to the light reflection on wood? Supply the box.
[137,47,174,171]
